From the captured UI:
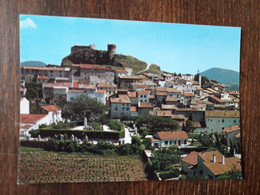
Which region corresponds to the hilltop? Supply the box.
[20,61,46,67]
[61,44,161,74]
[200,67,239,84]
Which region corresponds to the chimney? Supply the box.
[222,155,225,164]
[213,153,216,163]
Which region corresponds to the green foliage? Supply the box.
[115,54,147,74]
[144,64,162,75]
[29,129,40,138]
[61,94,107,121]
[142,138,152,150]
[136,115,179,136]
[88,122,103,131]
[25,82,42,101]
[184,120,196,133]
[118,144,133,155]
[108,120,123,131]
[201,76,209,85]
[151,148,181,172]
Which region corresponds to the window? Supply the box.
[184,140,187,144]
[200,170,203,175]
[165,141,168,145]
[126,108,129,111]
[234,120,236,123]
[141,95,143,98]
[169,141,172,145]
[115,107,118,111]
[222,119,225,123]
[144,95,146,98]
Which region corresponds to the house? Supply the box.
[127,91,138,105]
[97,82,117,98]
[181,150,241,179]
[181,151,198,177]
[197,150,241,179]
[118,75,142,89]
[137,90,150,103]
[138,102,153,115]
[151,131,188,148]
[36,76,49,83]
[110,94,131,119]
[21,66,71,82]
[20,112,56,138]
[20,97,30,114]
[222,125,241,153]
[205,111,240,133]
[40,104,63,123]
[78,64,115,85]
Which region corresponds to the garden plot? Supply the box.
[18,151,147,184]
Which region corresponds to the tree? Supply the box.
[201,76,209,85]
[185,120,196,133]
[108,120,123,131]
[136,115,179,136]
[61,94,107,121]
[151,148,181,172]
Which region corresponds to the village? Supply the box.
[19,44,242,182]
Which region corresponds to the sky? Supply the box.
[20,15,241,74]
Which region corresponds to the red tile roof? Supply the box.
[37,76,49,80]
[139,102,153,108]
[116,69,128,73]
[205,111,240,118]
[68,89,85,93]
[110,95,131,104]
[222,125,240,133]
[198,151,241,176]
[130,106,137,112]
[157,131,188,140]
[128,91,137,98]
[181,151,198,165]
[22,66,70,71]
[183,92,195,97]
[79,64,113,71]
[96,90,106,94]
[97,82,117,88]
[20,125,33,130]
[40,105,60,114]
[137,90,150,95]
[20,114,47,124]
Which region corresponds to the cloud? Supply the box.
[20,17,37,29]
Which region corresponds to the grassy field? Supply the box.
[18,150,147,184]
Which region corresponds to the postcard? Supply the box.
[19,15,241,184]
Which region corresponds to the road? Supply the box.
[136,63,151,74]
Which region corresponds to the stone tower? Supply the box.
[107,44,116,60]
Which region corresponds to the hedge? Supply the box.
[39,127,125,140]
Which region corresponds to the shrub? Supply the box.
[108,120,123,131]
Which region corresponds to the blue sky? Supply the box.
[20,15,241,74]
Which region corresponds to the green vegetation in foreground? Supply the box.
[20,146,44,151]
[19,151,147,183]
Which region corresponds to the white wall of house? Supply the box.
[20,98,30,114]
[152,138,188,147]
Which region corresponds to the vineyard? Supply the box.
[18,151,147,184]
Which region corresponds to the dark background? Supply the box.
[0,0,259,194]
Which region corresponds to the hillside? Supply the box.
[20,61,46,67]
[61,46,151,74]
[201,67,239,84]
